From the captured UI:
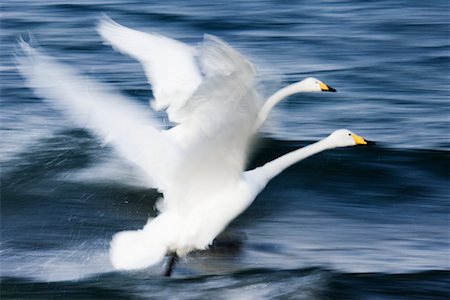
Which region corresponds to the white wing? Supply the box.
[17,42,179,191]
[97,17,202,123]
[180,34,259,128]
[159,35,262,211]
[181,34,260,173]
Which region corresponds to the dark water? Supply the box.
[1,0,449,299]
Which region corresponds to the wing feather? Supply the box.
[17,42,178,190]
[97,17,202,123]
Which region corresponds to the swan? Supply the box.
[19,19,337,192]
[97,17,336,135]
[110,128,374,275]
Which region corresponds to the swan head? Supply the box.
[327,129,375,148]
[295,77,337,92]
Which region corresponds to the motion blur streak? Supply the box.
[1,0,449,299]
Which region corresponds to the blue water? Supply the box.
[1,0,449,299]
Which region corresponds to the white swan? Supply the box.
[19,20,336,192]
[97,18,336,134]
[110,129,374,273]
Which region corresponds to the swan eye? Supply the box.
[348,133,352,136]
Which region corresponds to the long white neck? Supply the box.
[245,137,334,193]
[254,81,312,130]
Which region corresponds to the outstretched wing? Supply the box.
[97,17,202,123]
[17,42,179,190]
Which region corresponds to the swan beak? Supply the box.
[319,82,337,92]
[352,134,376,145]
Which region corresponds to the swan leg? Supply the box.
[164,253,179,277]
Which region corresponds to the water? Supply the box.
[1,0,449,299]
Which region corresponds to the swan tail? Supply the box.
[109,228,168,270]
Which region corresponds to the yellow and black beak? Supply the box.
[352,133,376,145]
[319,82,337,92]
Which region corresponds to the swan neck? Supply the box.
[255,82,305,130]
[247,137,333,192]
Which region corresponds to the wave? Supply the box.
[1,268,448,299]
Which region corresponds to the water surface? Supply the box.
[1,0,449,299]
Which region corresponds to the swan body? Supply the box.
[16,18,369,274]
